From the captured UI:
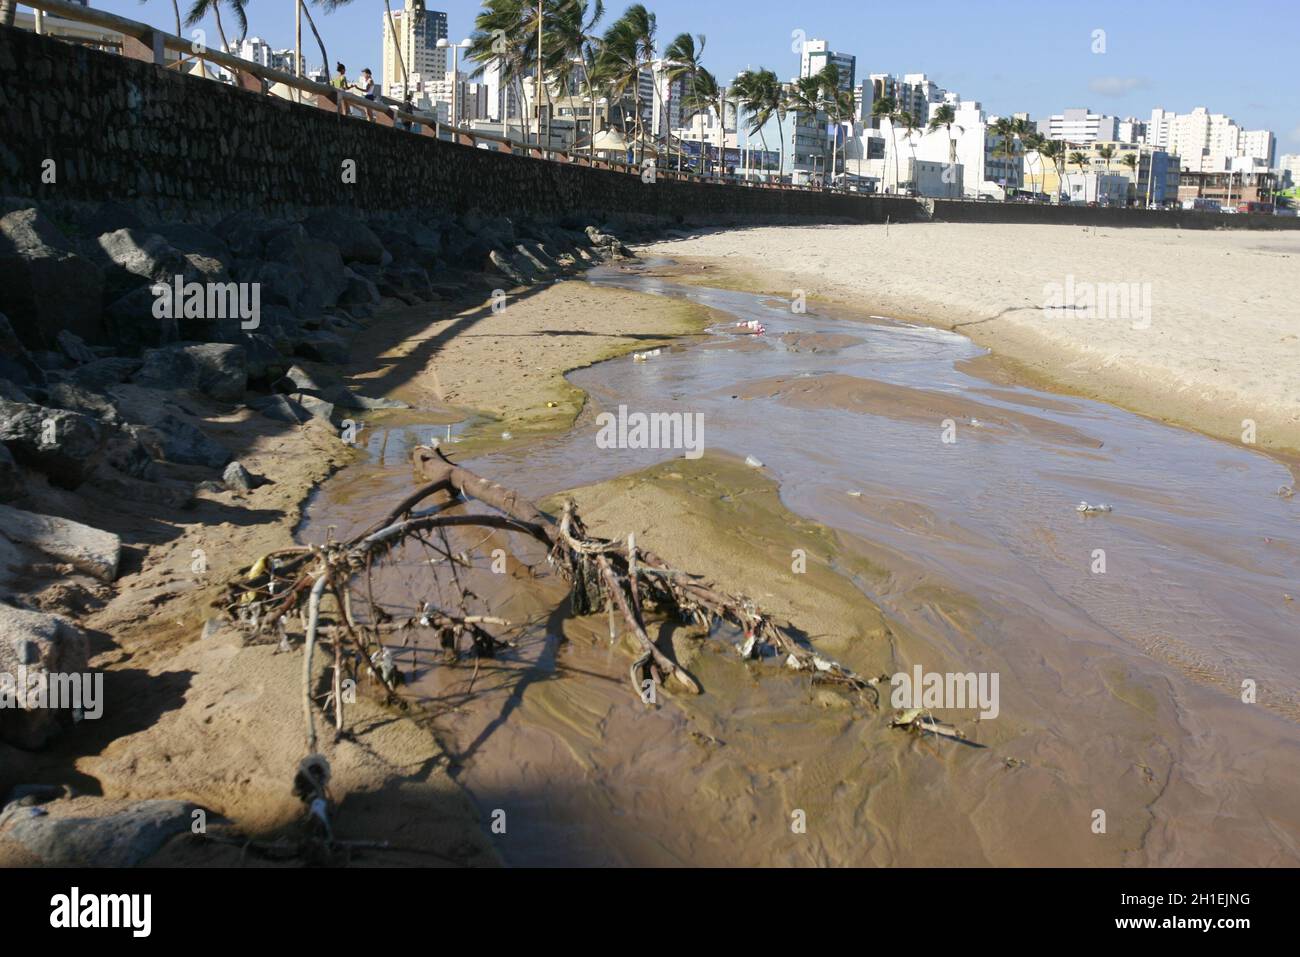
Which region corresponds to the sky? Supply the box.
[76,0,1300,151]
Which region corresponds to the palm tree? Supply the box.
[1037,138,1063,203]
[681,67,725,178]
[991,116,1023,200]
[598,3,657,166]
[896,108,920,194]
[548,0,605,162]
[786,73,825,186]
[139,0,182,37]
[184,0,247,56]
[1097,143,1115,174]
[1068,150,1088,204]
[468,0,535,145]
[662,31,705,172]
[827,82,854,191]
[733,70,791,183]
[1022,130,1044,197]
[871,94,898,192]
[927,103,962,198]
[1120,152,1138,206]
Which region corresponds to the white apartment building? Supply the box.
[1117,117,1147,144]
[801,39,856,90]
[1048,108,1120,144]
[382,4,448,97]
[860,73,950,127]
[225,37,301,75]
[1148,106,1275,172]
[884,99,1020,197]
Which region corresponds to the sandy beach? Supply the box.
[4,222,1297,869]
[638,223,1300,456]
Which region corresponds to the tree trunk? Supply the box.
[212,5,230,54]
[384,0,408,104]
[169,0,182,36]
[301,1,328,82]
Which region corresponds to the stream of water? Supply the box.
[301,263,1300,866]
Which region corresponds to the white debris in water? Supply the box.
[745,455,764,469]
[969,418,982,428]
[812,656,835,672]
[1279,485,1296,499]
[1077,501,1113,514]
[785,654,804,670]
[847,490,863,498]
[735,320,767,336]
[501,431,513,440]
[738,634,759,659]
[633,348,663,362]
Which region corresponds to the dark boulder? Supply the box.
[0,399,103,488]
[133,343,248,403]
[0,209,105,349]
[301,211,386,265]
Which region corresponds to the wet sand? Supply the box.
[298,264,1300,867]
[635,225,1300,458]
[12,247,1296,868]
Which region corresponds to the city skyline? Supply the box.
[85,0,1298,149]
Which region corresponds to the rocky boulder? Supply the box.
[301,211,386,265]
[109,385,231,469]
[0,209,105,349]
[0,602,91,750]
[0,798,197,865]
[133,343,248,403]
[0,399,103,488]
[0,503,121,581]
[0,445,20,502]
[267,234,347,312]
[0,313,45,389]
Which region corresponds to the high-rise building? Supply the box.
[860,73,949,127]
[800,39,855,90]
[1149,106,1274,172]
[381,4,448,97]
[1047,108,1120,143]
[1117,117,1147,144]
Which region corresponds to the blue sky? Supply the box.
[81,0,1299,149]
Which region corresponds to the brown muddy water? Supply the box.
[300,263,1300,867]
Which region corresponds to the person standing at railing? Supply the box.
[331,62,349,92]
[352,68,377,123]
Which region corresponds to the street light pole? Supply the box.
[295,0,302,78]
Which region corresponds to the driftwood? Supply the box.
[217,446,879,755]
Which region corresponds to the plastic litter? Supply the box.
[1077,501,1113,514]
[745,455,764,469]
[734,320,767,336]
[633,348,663,362]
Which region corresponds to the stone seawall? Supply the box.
[2,27,1297,231]
[0,26,921,226]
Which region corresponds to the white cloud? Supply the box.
[1088,76,1150,97]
